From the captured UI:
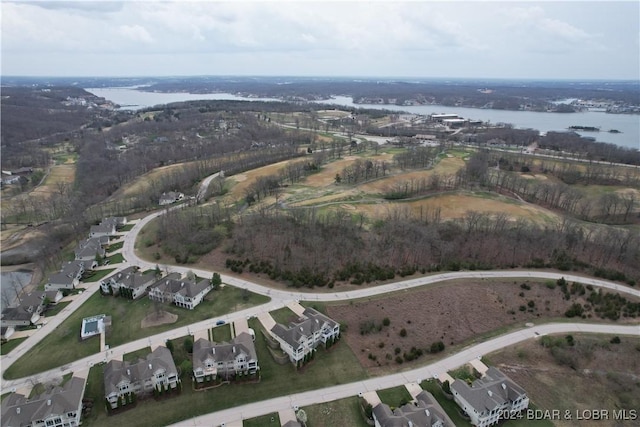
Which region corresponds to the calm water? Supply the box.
[87,88,639,150]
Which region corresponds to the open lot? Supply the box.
[322,279,640,376]
[303,396,370,427]
[489,335,640,427]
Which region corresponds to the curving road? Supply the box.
[170,322,640,426]
[2,205,639,425]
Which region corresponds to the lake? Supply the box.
[87,88,639,150]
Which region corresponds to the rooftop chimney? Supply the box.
[149,364,153,370]
[16,408,20,414]
[232,346,236,353]
[47,399,51,406]
[127,369,131,376]
[487,390,493,397]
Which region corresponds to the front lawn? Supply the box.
[244,413,280,427]
[82,268,116,283]
[377,385,412,408]
[4,286,270,380]
[0,337,27,356]
[43,301,72,316]
[105,253,125,264]
[303,396,371,427]
[81,318,367,427]
[107,241,124,252]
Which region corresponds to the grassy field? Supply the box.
[123,347,152,363]
[43,301,72,316]
[269,306,298,324]
[81,318,367,426]
[106,253,125,264]
[376,385,412,408]
[243,413,280,427]
[0,337,28,356]
[82,268,116,283]
[303,396,370,427]
[4,286,270,379]
[210,324,232,342]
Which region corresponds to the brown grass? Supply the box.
[489,335,640,427]
[324,279,640,377]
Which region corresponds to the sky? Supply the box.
[1,1,639,80]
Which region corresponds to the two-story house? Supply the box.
[45,261,85,291]
[0,292,46,327]
[104,346,179,409]
[74,237,107,262]
[269,307,340,365]
[450,366,529,427]
[100,266,156,299]
[148,274,213,310]
[192,332,259,382]
[373,390,455,427]
[1,376,87,427]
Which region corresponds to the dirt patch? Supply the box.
[325,279,639,376]
[490,336,640,427]
[140,310,178,328]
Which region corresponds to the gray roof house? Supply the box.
[100,266,156,299]
[45,261,84,291]
[372,390,455,427]
[104,346,179,409]
[74,237,107,261]
[1,291,47,327]
[148,274,213,310]
[192,332,259,382]
[451,366,529,427]
[159,191,184,206]
[1,376,87,427]
[269,307,340,364]
[89,222,116,238]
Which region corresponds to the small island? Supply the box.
[568,125,600,131]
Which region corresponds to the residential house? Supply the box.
[89,223,116,239]
[372,390,455,427]
[158,191,184,206]
[269,307,340,364]
[1,291,47,327]
[45,261,84,291]
[74,237,107,262]
[104,346,179,409]
[100,266,156,299]
[1,376,87,427]
[148,274,213,310]
[451,366,529,427]
[44,289,64,304]
[192,332,259,382]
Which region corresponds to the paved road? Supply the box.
[3,204,639,422]
[171,323,640,427]
[196,171,222,202]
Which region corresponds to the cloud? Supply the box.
[118,24,154,43]
[26,1,124,13]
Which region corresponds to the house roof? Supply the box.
[104,346,177,396]
[149,276,211,299]
[105,267,154,290]
[1,291,45,322]
[451,367,527,414]
[74,237,106,259]
[90,223,115,235]
[1,376,86,427]
[193,332,257,371]
[270,307,338,349]
[373,391,454,427]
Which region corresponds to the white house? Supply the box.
[269,307,340,365]
[100,266,156,299]
[450,366,529,427]
[103,346,179,409]
[45,261,84,291]
[192,332,259,382]
[1,376,87,427]
[148,274,213,310]
[159,191,184,206]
